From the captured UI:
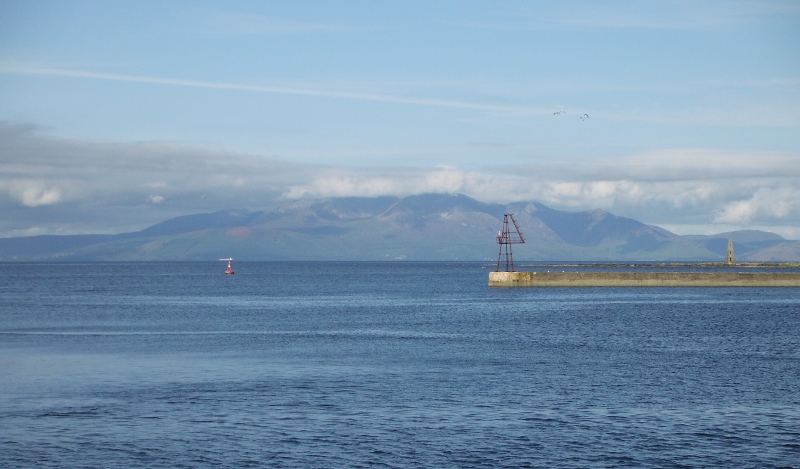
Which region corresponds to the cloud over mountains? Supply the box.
[2,122,799,239]
[2,192,798,262]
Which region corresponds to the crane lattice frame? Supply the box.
[496,214,525,272]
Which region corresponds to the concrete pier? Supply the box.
[489,271,800,287]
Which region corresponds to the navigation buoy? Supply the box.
[220,258,234,274]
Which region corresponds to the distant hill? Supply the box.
[1,193,798,261]
[683,230,800,262]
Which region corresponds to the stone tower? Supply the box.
[725,239,735,265]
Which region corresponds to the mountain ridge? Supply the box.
[2,193,798,261]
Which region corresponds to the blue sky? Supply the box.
[1,0,799,238]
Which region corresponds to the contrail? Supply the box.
[1,65,549,115]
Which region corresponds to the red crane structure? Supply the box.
[496,214,525,272]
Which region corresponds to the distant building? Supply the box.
[726,239,735,265]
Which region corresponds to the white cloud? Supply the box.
[8,179,62,207]
[0,123,305,234]
[0,65,551,116]
[284,166,472,199]
[3,64,798,130]
[715,187,800,224]
[423,166,467,194]
[2,124,799,238]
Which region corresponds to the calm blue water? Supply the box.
[1,262,799,468]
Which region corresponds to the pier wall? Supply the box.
[489,271,800,287]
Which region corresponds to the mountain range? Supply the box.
[2,193,799,262]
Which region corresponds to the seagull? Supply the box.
[584,113,589,118]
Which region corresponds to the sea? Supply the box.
[1,261,799,468]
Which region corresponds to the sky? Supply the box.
[1,0,799,239]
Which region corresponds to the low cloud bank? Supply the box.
[2,123,799,239]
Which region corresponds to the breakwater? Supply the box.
[489,271,800,287]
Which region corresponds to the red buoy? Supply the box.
[220,258,234,274]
